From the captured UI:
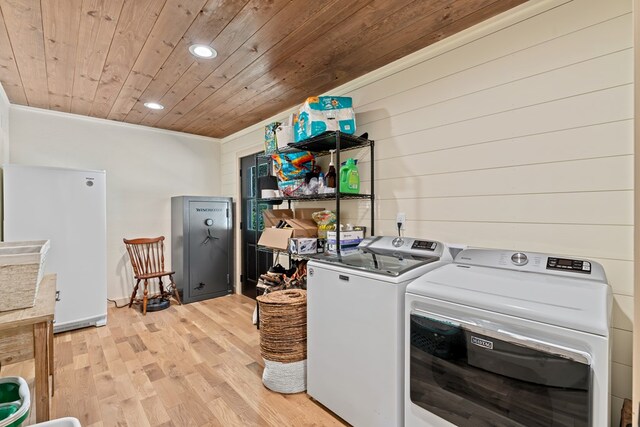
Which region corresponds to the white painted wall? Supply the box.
[0,83,9,165]
[8,106,221,301]
[220,0,633,424]
[0,83,10,241]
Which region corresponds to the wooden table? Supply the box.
[0,274,56,422]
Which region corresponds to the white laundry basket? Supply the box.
[0,240,50,312]
[31,417,81,427]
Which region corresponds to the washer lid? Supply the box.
[406,263,612,336]
[311,249,440,277]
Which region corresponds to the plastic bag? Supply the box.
[272,151,314,181]
[312,210,337,239]
[278,179,305,197]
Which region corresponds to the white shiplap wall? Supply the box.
[220,1,633,423]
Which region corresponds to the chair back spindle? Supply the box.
[123,236,166,278]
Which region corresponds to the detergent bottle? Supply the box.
[339,158,360,194]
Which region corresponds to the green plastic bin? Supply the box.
[0,377,30,427]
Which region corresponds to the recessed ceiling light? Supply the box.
[189,44,217,59]
[144,102,164,110]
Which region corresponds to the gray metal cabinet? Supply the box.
[171,196,234,303]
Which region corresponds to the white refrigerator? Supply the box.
[3,164,107,332]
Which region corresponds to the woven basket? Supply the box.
[0,240,50,312]
[257,289,307,363]
[262,359,307,394]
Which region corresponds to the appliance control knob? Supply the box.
[204,218,213,226]
[511,252,528,266]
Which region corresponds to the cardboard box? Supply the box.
[261,208,323,245]
[295,207,322,220]
[262,207,323,227]
[289,238,319,255]
[285,218,318,237]
[258,228,292,250]
[262,209,293,227]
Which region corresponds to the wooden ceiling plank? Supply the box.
[212,0,526,137]
[123,0,250,124]
[341,0,529,83]
[0,5,27,104]
[140,0,292,129]
[88,0,167,118]
[0,0,49,108]
[131,0,331,128]
[106,0,209,121]
[174,0,423,134]
[200,0,520,137]
[70,0,125,115]
[139,0,339,128]
[198,0,507,136]
[42,0,83,112]
[157,0,378,132]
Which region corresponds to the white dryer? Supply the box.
[405,248,612,427]
[307,236,455,427]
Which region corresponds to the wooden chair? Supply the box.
[123,236,181,315]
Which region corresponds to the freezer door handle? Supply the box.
[55,290,61,302]
[339,274,349,282]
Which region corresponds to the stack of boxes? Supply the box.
[258,208,364,256]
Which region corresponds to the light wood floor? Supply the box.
[2,295,345,426]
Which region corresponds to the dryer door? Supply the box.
[409,312,591,427]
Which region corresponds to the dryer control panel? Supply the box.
[454,248,606,282]
[547,257,591,274]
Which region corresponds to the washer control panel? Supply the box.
[547,257,591,274]
[411,240,437,251]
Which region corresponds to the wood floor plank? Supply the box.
[1,295,340,426]
[140,394,172,427]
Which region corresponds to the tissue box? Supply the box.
[289,238,319,255]
[294,96,356,142]
[327,230,364,254]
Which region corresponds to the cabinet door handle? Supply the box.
[55,291,61,302]
[339,275,350,282]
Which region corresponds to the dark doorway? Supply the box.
[240,153,273,298]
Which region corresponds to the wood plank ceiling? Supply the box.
[0,0,526,138]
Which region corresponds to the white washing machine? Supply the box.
[405,248,612,427]
[307,236,455,427]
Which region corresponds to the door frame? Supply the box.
[236,147,263,297]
